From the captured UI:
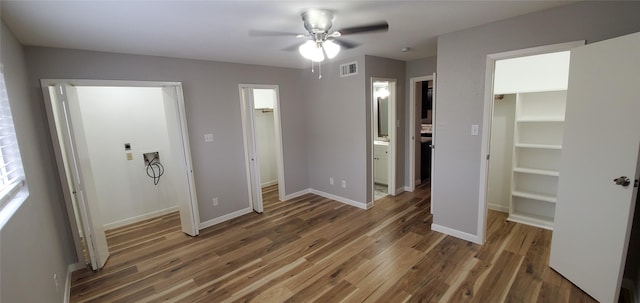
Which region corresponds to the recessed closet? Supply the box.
[486,51,570,229]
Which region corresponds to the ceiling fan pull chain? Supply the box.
[319,61,322,79]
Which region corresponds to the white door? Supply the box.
[162,86,199,236]
[240,87,264,213]
[550,32,640,303]
[55,84,110,270]
[430,73,436,212]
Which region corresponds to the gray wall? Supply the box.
[24,47,308,224]
[303,56,367,204]
[404,57,437,187]
[1,22,75,302]
[364,56,406,201]
[433,1,640,237]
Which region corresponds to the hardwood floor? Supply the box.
[70,183,597,302]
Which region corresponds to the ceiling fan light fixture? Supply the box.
[323,40,340,59]
[299,40,325,62]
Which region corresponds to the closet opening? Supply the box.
[41,80,199,271]
[478,40,584,242]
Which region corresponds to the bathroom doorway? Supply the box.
[371,78,397,203]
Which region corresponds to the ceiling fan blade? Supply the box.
[336,22,389,36]
[333,38,360,50]
[249,29,303,37]
[282,41,305,52]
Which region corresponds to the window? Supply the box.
[0,68,28,229]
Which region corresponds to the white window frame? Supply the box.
[0,66,29,230]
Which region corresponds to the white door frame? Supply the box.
[408,75,434,193]
[478,41,585,244]
[239,84,286,213]
[370,78,397,203]
[41,79,201,266]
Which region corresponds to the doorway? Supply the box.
[371,78,397,203]
[239,85,285,213]
[41,80,199,270]
[408,74,436,194]
[478,40,584,242]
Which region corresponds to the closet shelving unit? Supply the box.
[509,90,567,229]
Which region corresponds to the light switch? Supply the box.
[204,133,214,142]
[471,124,479,136]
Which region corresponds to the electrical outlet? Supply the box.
[204,133,214,142]
[53,274,59,292]
[341,180,346,188]
[212,197,218,206]
[329,177,334,185]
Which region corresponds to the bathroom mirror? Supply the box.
[377,96,389,138]
[374,82,390,140]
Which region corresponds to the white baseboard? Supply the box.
[404,186,414,192]
[309,189,368,210]
[283,188,311,201]
[199,207,253,230]
[431,223,482,244]
[415,179,422,185]
[394,187,405,196]
[261,179,278,188]
[65,262,85,303]
[104,206,179,230]
[488,203,509,213]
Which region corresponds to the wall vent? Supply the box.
[340,61,358,77]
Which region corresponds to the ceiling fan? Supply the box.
[250,9,389,63]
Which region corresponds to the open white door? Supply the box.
[430,73,436,214]
[550,32,640,302]
[55,84,110,270]
[239,87,264,213]
[162,86,199,236]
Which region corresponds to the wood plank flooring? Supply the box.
[70,183,597,302]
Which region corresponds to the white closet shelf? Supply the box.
[512,191,557,203]
[517,117,565,122]
[515,143,562,150]
[513,167,560,177]
[508,213,554,230]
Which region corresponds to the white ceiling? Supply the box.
[1,1,575,69]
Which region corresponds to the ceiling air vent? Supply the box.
[340,61,358,77]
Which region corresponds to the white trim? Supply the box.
[65,263,85,303]
[394,187,405,195]
[403,186,413,192]
[309,189,369,210]
[408,75,433,193]
[432,223,482,244]
[283,188,311,201]
[198,207,253,230]
[103,206,180,230]
[487,203,509,213]
[261,180,278,188]
[477,40,585,245]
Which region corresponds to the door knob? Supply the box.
[614,176,631,187]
